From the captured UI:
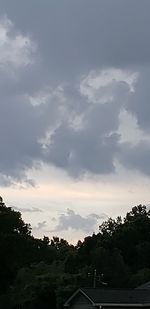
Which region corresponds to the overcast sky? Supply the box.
[0,0,150,243]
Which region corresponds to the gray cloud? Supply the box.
[0,18,64,183]
[44,72,132,177]
[1,0,150,80]
[0,21,133,182]
[54,208,108,233]
[33,221,47,231]
[0,174,13,186]
[119,141,150,177]
[13,206,42,213]
[116,67,150,175]
[126,68,150,132]
[46,123,119,177]
[0,1,150,183]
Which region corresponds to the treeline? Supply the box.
[1,198,150,308]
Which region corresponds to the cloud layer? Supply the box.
[0,1,150,185]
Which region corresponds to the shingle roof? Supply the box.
[136,281,150,290]
[81,288,150,304]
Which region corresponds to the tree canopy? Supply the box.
[0,199,150,308]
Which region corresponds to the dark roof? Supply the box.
[136,281,150,290]
[81,288,150,304]
[64,281,150,307]
[64,288,150,306]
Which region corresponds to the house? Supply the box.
[64,283,150,309]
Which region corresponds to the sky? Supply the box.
[0,0,150,243]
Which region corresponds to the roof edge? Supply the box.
[64,288,95,307]
[94,303,150,307]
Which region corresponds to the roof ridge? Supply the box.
[82,287,136,290]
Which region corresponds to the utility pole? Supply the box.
[93,269,97,288]
[88,270,107,288]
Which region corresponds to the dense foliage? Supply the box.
[1,197,150,308]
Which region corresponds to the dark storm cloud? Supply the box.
[116,68,150,175]
[0,17,64,183]
[0,0,150,80]
[0,15,131,183]
[44,75,131,177]
[119,141,150,177]
[46,123,119,177]
[54,208,108,233]
[0,93,61,182]
[0,1,150,183]
[126,68,150,132]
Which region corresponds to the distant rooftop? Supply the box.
[81,288,150,304]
